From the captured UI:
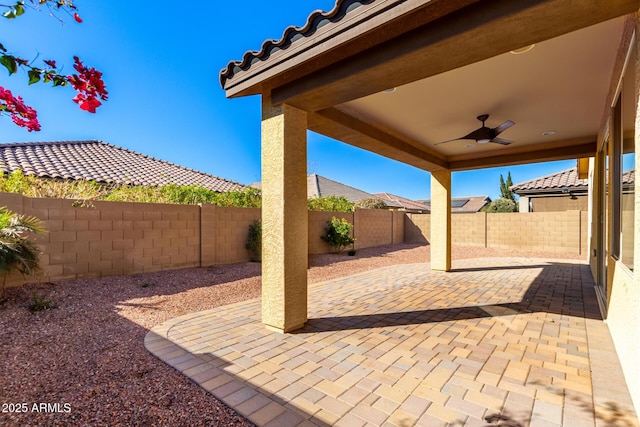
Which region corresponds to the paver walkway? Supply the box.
[145,258,639,427]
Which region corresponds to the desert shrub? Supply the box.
[0,170,263,208]
[307,196,354,212]
[29,292,53,312]
[354,198,387,209]
[245,219,262,262]
[321,216,355,254]
[0,170,107,200]
[208,188,262,208]
[483,197,518,213]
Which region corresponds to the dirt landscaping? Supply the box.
[0,243,583,426]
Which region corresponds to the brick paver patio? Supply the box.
[145,258,639,427]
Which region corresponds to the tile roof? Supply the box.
[510,167,588,193]
[220,0,375,89]
[418,196,491,213]
[374,192,430,212]
[251,173,393,206]
[511,167,634,194]
[307,174,388,204]
[0,141,244,192]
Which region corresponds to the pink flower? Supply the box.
[68,56,108,113]
[0,86,41,132]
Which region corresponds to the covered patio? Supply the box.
[146,257,638,426]
[204,0,640,425]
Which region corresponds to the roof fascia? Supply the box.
[222,0,462,98]
[268,0,640,112]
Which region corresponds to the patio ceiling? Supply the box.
[221,0,640,172]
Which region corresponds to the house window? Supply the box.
[621,149,634,271]
[619,61,635,272]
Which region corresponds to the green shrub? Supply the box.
[29,292,52,312]
[354,198,387,209]
[307,196,354,212]
[482,197,518,213]
[245,219,262,262]
[0,207,46,299]
[321,216,355,254]
[0,170,263,208]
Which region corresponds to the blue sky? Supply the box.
[0,1,577,200]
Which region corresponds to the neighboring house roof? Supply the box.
[0,141,244,192]
[374,192,430,212]
[511,167,635,195]
[251,173,393,205]
[417,196,491,213]
[307,174,386,204]
[510,168,588,194]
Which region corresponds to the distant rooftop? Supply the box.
[374,192,430,212]
[511,167,634,194]
[251,174,394,206]
[0,141,244,192]
[510,168,588,194]
[418,196,491,213]
[307,174,382,203]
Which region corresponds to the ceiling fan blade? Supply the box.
[494,120,515,135]
[434,138,463,146]
[490,137,513,145]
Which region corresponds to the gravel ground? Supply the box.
[0,243,583,427]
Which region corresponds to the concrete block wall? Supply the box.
[452,213,486,247]
[213,207,261,264]
[405,211,587,255]
[392,210,405,245]
[5,196,201,287]
[405,213,430,244]
[486,211,582,253]
[0,191,588,288]
[354,208,396,249]
[308,211,354,254]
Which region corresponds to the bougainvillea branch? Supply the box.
[0,86,40,131]
[0,0,107,131]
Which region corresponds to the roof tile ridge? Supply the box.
[0,140,100,149]
[511,167,577,188]
[312,173,321,197]
[219,0,377,86]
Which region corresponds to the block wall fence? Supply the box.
[405,211,588,254]
[0,193,587,287]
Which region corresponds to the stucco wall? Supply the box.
[530,195,589,212]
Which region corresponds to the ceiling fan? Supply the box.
[435,114,515,146]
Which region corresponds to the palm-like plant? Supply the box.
[0,207,46,297]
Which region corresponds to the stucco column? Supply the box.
[431,170,452,271]
[261,95,308,333]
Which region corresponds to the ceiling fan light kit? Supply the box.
[510,44,535,54]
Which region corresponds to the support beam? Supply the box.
[309,107,448,171]
[449,142,596,171]
[261,95,308,333]
[430,170,452,271]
